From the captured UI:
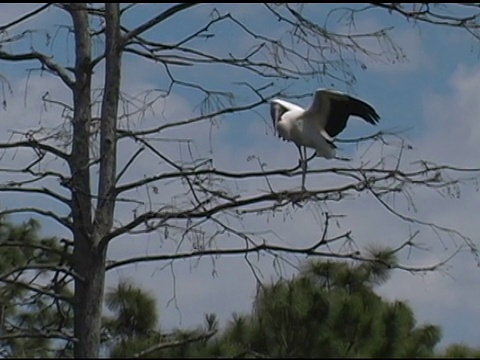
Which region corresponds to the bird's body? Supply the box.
[272,98,337,159]
[270,89,380,189]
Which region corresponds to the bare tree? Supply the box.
[0,3,480,358]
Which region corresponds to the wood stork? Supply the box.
[270,88,380,189]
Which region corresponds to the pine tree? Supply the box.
[0,217,73,357]
[205,251,442,358]
[438,343,480,358]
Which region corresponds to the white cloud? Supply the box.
[328,11,431,74]
[422,65,480,159]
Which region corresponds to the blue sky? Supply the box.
[1,3,480,350]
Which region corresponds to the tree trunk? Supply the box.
[69,3,121,357]
[67,3,96,358]
[73,244,107,358]
[94,3,121,244]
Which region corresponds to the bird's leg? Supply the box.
[303,146,308,167]
[297,146,303,168]
[297,146,307,191]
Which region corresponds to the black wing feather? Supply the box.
[325,95,380,138]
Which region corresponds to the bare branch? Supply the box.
[0,330,74,343]
[0,139,70,161]
[106,184,363,243]
[117,97,267,138]
[0,186,70,207]
[132,329,217,358]
[115,160,480,196]
[106,236,452,274]
[0,240,66,255]
[368,184,477,250]
[373,3,480,30]
[0,207,71,231]
[0,3,52,31]
[0,278,73,304]
[0,166,68,185]
[0,49,75,89]
[0,263,74,281]
[122,3,200,43]
[115,147,144,184]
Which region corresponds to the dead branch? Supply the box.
[0,186,70,206]
[0,207,71,230]
[105,235,455,275]
[0,50,75,89]
[132,329,217,358]
[373,3,480,31]
[122,3,200,44]
[0,278,73,304]
[0,139,69,161]
[0,329,74,342]
[0,3,52,32]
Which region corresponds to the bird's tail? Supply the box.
[316,133,337,159]
[316,146,336,160]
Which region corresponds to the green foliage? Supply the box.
[0,216,73,358]
[199,254,443,358]
[99,251,450,358]
[102,279,217,358]
[103,280,160,357]
[438,343,480,358]
[104,279,158,339]
[0,220,476,359]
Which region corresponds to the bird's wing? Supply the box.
[306,89,380,138]
[270,99,304,138]
[304,89,336,142]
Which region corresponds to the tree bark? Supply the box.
[73,244,107,358]
[94,3,121,249]
[67,3,96,358]
[68,3,121,358]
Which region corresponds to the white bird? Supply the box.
[270,88,380,189]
